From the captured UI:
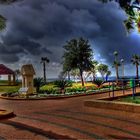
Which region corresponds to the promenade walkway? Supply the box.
[0,88,140,139]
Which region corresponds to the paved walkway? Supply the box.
[0,88,140,139]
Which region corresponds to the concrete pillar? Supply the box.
[21,64,35,95]
[8,75,11,85]
[13,74,16,85]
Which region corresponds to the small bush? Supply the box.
[93,79,104,88]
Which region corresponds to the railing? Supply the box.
[106,78,140,99]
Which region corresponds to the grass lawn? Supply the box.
[118,96,140,104]
[0,85,20,93]
[0,80,20,93]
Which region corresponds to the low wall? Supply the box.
[84,99,140,113]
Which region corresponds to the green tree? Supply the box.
[113,60,121,81]
[97,64,109,80]
[0,0,19,30]
[91,60,99,81]
[62,61,71,81]
[41,57,49,83]
[131,54,140,79]
[63,37,93,86]
[70,68,80,82]
[85,60,98,82]
[98,0,139,33]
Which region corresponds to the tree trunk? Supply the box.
[74,76,76,82]
[136,64,139,79]
[43,62,46,83]
[92,73,96,82]
[116,66,119,82]
[101,73,104,81]
[79,69,84,86]
[67,71,70,81]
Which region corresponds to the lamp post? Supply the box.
[121,59,124,78]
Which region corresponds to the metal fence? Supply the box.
[106,78,140,99]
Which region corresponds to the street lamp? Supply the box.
[121,59,124,78]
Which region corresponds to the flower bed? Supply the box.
[0,86,125,100]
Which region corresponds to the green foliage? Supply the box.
[2,91,19,97]
[0,15,6,30]
[131,54,140,65]
[97,64,109,80]
[66,87,86,93]
[34,77,45,93]
[98,0,140,33]
[93,79,104,88]
[0,0,19,30]
[0,85,19,93]
[63,37,93,86]
[63,37,93,71]
[112,60,121,67]
[119,96,140,104]
[40,88,60,95]
[89,60,99,81]
[54,80,72,90]
[70,68,80,81]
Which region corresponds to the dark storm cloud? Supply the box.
[0,0,139,76]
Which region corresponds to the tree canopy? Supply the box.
[97,63,109,80]
[99,0,140,33]
[0,0,19,30]
[63,37,93,86]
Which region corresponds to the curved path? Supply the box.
[0,88,140,139]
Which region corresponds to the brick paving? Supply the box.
[0,88,140,139]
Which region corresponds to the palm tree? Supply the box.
[41,57,49,83]
[63,37,93,86]
[113,51,120,81]
[113,60,121,81]
[34,77,44,93]
[113,51,118,61]
[131,54,140,79]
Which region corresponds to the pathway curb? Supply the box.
[85,93,140,113]
[0,109,15,120]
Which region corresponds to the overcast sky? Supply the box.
[0,0,140,78]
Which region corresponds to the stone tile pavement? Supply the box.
[0,88,140,139]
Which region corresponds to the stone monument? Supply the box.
[21,64,35,95]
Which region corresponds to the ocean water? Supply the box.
[47,76,137,82]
